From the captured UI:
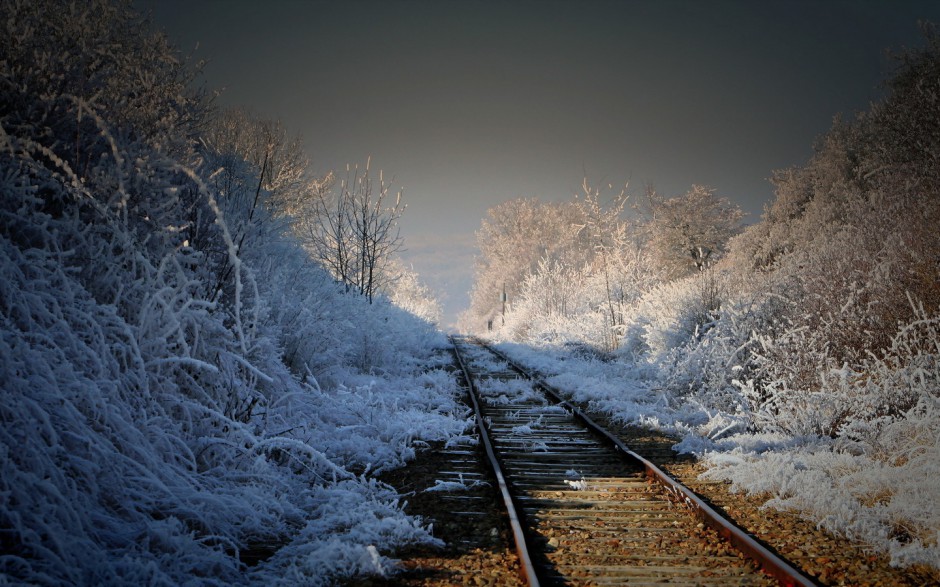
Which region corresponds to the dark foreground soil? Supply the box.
[347,438,525,587]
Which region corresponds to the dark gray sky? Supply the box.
[137,0,940,327]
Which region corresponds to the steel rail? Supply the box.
[450,336,541,587]
[478,338,818,587]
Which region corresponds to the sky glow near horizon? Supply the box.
[138,0,940,328]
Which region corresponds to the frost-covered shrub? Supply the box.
[618,269,728,366]
[708,248,940,560]
[665,302,758,418]
[0,163,277,583]
[0,1,462,584]
[729,214,939,436]
[703,311,940,566]
[385,258,444,326]
[838,304,940,443]
[502,258,600,347]
[251,241,352,377]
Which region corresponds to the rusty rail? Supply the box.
[450,336,541,586]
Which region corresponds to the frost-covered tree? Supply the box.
[465,198,583,332]
[203,108,325,220]
[1,0,207,155]
[574,178,632,329]
[643,184,744,280]
[198,108,332,303]
[464,182,658,350]
[871,22,940,191]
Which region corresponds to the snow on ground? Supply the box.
[0,220,471,585]
[0,218,471,585]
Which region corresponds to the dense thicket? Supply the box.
[0,1,459,584]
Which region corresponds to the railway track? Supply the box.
[450,335,816,587]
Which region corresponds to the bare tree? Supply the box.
[299,158,405,302]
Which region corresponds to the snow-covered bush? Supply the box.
[619,269,724,365]
[384,257,444,326]
[1,1,463,584]
[702,309,939,567]
[502,257,596,345]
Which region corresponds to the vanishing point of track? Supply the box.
[450,336,816,587]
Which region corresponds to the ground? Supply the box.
[362,417,939,587]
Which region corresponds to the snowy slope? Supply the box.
[0,2,469,584]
